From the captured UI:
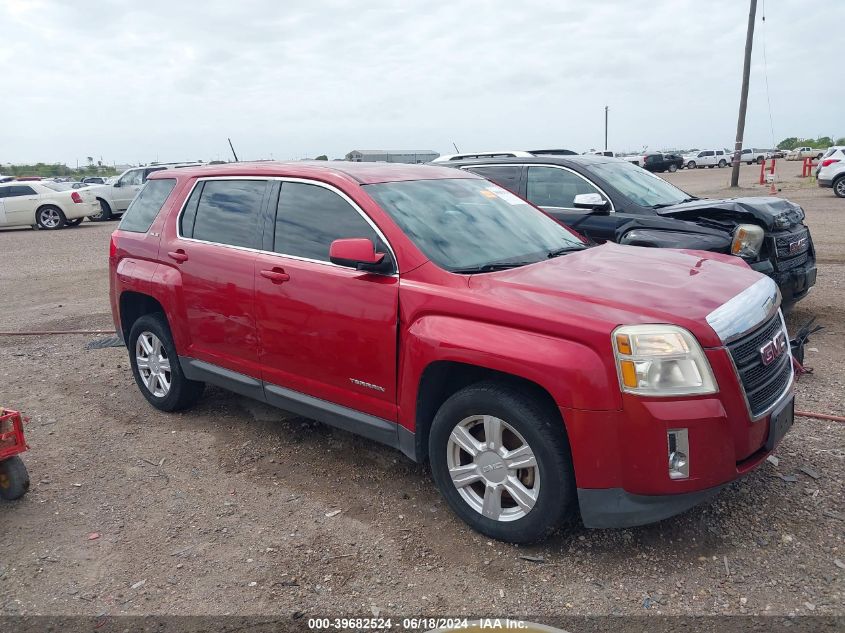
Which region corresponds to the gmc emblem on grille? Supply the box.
[759,331,787,366]
[788,237,807,254]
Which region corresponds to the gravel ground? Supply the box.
[0,160,842,621]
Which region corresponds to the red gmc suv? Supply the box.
[109,161,794,543]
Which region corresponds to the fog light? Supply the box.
[668,429,689,479]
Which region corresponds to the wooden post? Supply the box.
[730,0,758,187]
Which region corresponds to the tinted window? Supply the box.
[191,180,266,248]
[526,166,601,208]
[0,187,8,198]
[118,178,177,233]
[274,182,387,264]
[590,161,690,207]
[8,185,36,197]
[179,182,204,237]
[143,167,167,182]
[365,178,585,272]
[466,166,521,193]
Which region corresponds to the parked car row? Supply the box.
[107,158,805,543]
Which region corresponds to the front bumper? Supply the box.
[775,262,817,304]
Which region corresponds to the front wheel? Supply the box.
[833,176,845,198]
[128,314,204,412]
[429,382,575,543]
[0,456,30,500]
[35,205,66,230]
[687,161,697,169]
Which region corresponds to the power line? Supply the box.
[760,0,777,149]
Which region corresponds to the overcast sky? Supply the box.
[1,0,841,165]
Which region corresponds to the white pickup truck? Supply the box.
[737,148,769,164]
[786,147,825,161]
[89,163,201,221]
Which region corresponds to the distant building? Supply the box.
[344,150,439,164]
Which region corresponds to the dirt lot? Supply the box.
[0,160,842,622]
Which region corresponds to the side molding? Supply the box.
[179,357,417,461]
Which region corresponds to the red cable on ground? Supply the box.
[796,410,845,423]
[0,330,115,336]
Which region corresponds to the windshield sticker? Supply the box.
[480,189,497,199]
[486,186,524,205]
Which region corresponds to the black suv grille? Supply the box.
[774,227,810,262]
[727,314,792,418]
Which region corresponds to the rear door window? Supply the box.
[190,179,267,248]
[118,178,177,233]
[8,186,37,197]
[465,166,522,193]
[526,166,602,209]
[273,181,391,266]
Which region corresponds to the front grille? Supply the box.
[727,314,792,418]
[774,227,810,262]
[777,251,810,271]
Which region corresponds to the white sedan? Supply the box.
[0,181,100,229]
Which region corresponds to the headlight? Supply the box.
[612,325,717,396]
[731,224,764,258]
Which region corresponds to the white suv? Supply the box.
[683,149,729,169]
[89,163,202,221]
[818,147,845,197]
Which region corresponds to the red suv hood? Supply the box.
[468,243,765,347]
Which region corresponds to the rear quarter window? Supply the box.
[118,178,177,233]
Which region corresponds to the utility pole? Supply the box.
[604,106,609,151]
[731,0,757,187]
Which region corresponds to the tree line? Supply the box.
[0,162,120,178]
[776,136,844,151]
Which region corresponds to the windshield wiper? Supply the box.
[547,245,586,258]
[651,196,699,209]
[450,261,536,274]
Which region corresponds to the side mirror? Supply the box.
[329,238,389,272]
[113,181,122,187]
[573,193,610,214]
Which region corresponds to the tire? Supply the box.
[833,176,845,198]
[668,163,678,173]
[65,218,83,227]
[35,205,66,230]
[708,165,715,169]
[718,159,727,168]
[0,456,30,501]
[687,161,697,169]
[89,199,112,222]
[128,313,204,412]
[429,381,575,543]
[756,157,764,165]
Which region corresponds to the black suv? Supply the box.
[439,155,817,308]
[643,153,683,173]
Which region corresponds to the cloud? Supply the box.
[0,0,841,165]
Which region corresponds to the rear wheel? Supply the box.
[89,199,112,222]
[0,456,29,500]
[128,314,204,412]
[35,205,66,230]
[756,156,765,165]
[429,382,575,543]
[718,159,727,168]
[833,176,845,198]
[668,163,678,173]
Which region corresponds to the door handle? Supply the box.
[260,268,290,284]
[168,250,188,263]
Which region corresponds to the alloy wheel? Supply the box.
[835,179,845,198]
[135,331,171,397]
[39,208,62,228]
[446,415,540,522]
